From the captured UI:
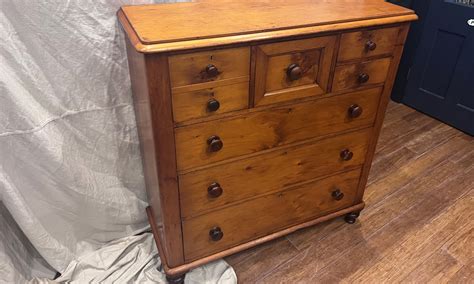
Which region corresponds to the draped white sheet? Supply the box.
[0,0,236,282]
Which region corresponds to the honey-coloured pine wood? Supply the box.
[179,129,372,218]
[183,168,362,261]
[172,82,249,123]
[338,26,401,62]
[175,88,381,171]
[119,1,416,53]
[168,47,250,87]
[253,35,336,106]
[332,57,392,92]
[119,1,417,280]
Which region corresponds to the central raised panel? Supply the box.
[253,36,337,106]
[419,30,465,99]
[265,49,322,92]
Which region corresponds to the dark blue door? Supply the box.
[403,0,473,135]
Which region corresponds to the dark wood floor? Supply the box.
[225,102,474,283]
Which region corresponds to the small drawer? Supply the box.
[169,47,250,88]
[338,26,400,62]
[253,36,337,106]
[332,58,391,92]
[172,82,249,123]
[175,88,381,171]
[182,168,362,261]
[179,128,372,218]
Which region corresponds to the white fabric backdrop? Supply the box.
[0,0,236,282]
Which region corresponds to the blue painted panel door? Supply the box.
[403,0,474,135]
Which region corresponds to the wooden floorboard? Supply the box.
[225,102,473,283]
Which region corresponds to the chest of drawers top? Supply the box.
[118,1,416,279]
[119,0,416,53]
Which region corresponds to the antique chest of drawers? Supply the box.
[118,1,417,282]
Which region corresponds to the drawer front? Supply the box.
[179,129,371,217]
[254,36,337,106]
[175,88,381,171]
[338,26,400,62]
[182,168,362,261]
[332,58,391,92]
[172,82,249,123]
[169,47,250,88]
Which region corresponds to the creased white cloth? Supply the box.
[0,0,236,282]
[55,233,236,284]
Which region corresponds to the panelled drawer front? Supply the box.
[172,82,249,123]
[169,47,250,88]
[332,58,391,92]
[182,168,362,261]
[179,128,371,217]
[254,36,337,106]
[338,26,400,62]
[175,88,381,171]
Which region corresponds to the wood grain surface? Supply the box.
[168,47,250,87]
[254,36,336,106]
[179,129,372,218]
[338,26,400,62]
[120,1,414,44]
[172,82,249,123]
[332,57,392,92]
[175,88,381,171]
[183,168,362,261]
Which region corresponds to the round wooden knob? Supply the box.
[358,73,370,84]
[287,63,303,81]
[205,64,219,77]
[366,40,377,51]
[208,182,223,198]
[348,104,363,118]
[207,98,220,112]
[207,135,223,152]
[340,149,354,161]
[332,189,344,201]
[209,226,223,241]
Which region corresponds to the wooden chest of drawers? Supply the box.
[118,1,417,282]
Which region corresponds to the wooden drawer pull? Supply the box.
[348,104,363,118]
[207,135,223,152]
[340,149,354,161]
[365,40,377,51]
[207,98,220,112]
[358,73,370,84]
[331,188,344,201]
[205,64,220,77]
[209,226,223,241]
[286,63,303,81]
[208,182,223,198]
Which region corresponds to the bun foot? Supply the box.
[344,212,360,224]
[166,273,185,284]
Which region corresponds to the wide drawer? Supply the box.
[253,36,337,106]
[332,58,391,92]
[179,128,371,217]
[175,88,381,171]
[168,47,250,88]
[182,168,362,261]
[338,26,400,62]
[172,82,249,123]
